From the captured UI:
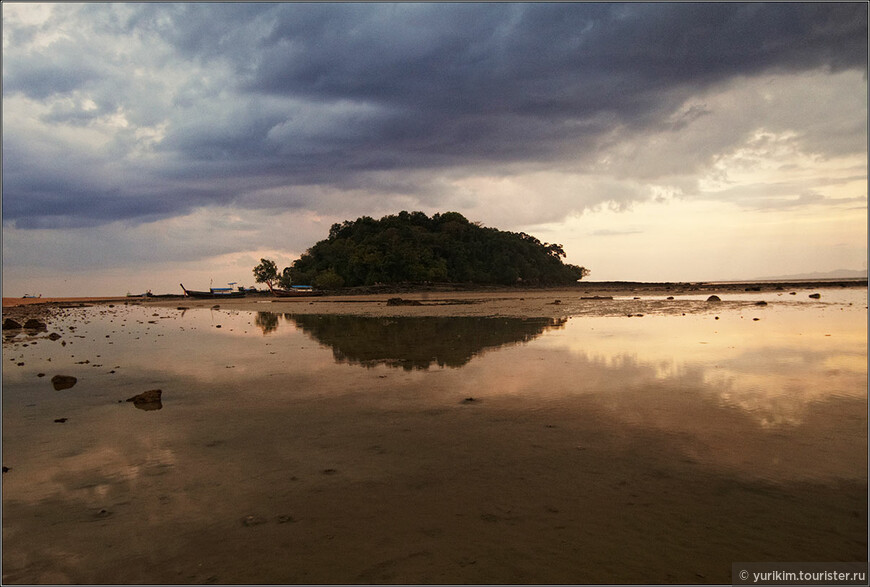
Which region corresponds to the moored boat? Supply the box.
[180,284,247,299]
[267,283,323,297]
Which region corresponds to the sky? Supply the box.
[2,1,868,296]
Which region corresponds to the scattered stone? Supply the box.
[23,319,47,330]
[551,299,562,305]
[809,293,821,299]
[275,515,295,524]
[126,389,163,411]
[211,305,220,310]
[755,301,768,306]
[2,318,21,330]
[706,295,721,302]
[753,318,760,321]
[745,286,761,292]
[95,508,112,519]
[51,375,78,390]
[177,307,189,310]
[54,418,68,423]
[242,515,266,527]
[580,296,612,300]
[215,325,222,328]
[666,296,674,300]
[37,373,45,377]
[47,332,62,340]
[461,397,479,404]
[322,468,338,475]
[386,297,423,306]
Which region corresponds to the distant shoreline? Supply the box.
[3,278,865,310]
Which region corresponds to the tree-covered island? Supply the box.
[254,211,589,290]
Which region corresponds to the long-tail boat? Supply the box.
[180,284,247,299]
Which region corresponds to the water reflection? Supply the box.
[254,311,279,334]
[289,314,567,369]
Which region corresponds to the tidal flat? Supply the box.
[2,286,867,584]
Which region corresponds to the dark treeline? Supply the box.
[281,211,588,288]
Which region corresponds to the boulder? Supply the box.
[706,295,721,302]
[51,375,78,390]
[2,319,21,330]
[23,319,47,330]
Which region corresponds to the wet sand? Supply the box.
[2,283,867,584]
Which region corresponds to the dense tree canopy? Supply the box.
[279,211,588,288]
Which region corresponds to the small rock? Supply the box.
[461,397,479,404]
[51,375,78,390]
[666,296,674,300]
[126,389,163,411]
[2,318,22,330]
[54,418,68,423]
[755,301,767,306]
[47,332,62,340]
[706,295,721,302]
[2,466,9,473]
[322,468,338,475]
[275,515,295,524]
[809,293,821,299]
[37,373,45,377]
[386,297,422,306]
[242,515,266,527]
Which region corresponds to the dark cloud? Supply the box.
[2,2,867,230]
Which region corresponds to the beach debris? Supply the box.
[386,297,423,306]
[706,295,721,302]
[126,389,163,411]
[2,319,22,330]
[809,293,821,299]
[51,375,78,390]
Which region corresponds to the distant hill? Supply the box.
[754,269,868,281]
[286,211,589,288]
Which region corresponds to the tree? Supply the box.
[252,258,278,289]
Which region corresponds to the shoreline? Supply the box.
[3,280,865,322]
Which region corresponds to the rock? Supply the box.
[706,295,721,302]
[2,466,9,473]
[51,375,78,390]
[386,297,422,306]
[23,319,47,330]
[2,318,21,330]
[755,301,768,306]
[47,332,62,340]
[666,296,674,300]
[242,515,266,527]
[809,293,821,299]
[461,397,479,404]
[54,418,68,423]
[126,389,163,411]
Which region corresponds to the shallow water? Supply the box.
[2,289,867,584]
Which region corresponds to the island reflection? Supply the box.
[285,314,566,369]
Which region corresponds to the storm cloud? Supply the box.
[3,2,867,230]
